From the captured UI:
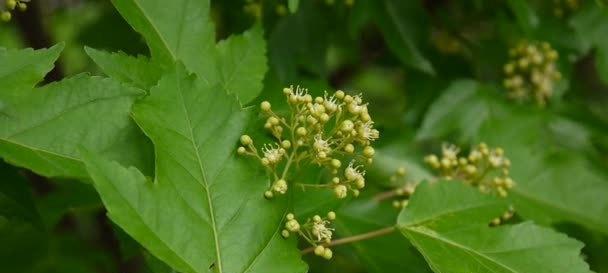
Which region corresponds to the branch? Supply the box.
[301,226,397,254]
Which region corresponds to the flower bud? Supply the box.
[285,219,300,232]
[273,179,288,194]
[331,159,341,168]
[6,0,16,10]
[237,147,247,155]
[296,127,307,136]
[363,146,375,158]
[327,211,336,220]
[335,90,345,99]
[334,185,348,198]
[281,229,290,238]
[240,135,252,145]
[264,190,274,199]
[322,248,333,260]
[260,101,271,111]
[314,245,325,256]
[344,144,355,153]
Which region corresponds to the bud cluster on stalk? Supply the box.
[1,0,28,22]
[281,211,337,260]
[503,41,561,106]
[237,86,379,199]
[424,143,515,197]
[385,167,418,209]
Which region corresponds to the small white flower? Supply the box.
[311,220,334,242]
[323,92,340,112]
[357,121,379,142]
[344,161,365,182]
[441,143,460,160]
[313,134,331,155]
[262,143,284,164]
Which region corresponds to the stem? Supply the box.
[295,183,331,190]
[301,226,397,254]
[373,190,398,202]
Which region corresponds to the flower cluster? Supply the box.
[424,143,515,197]
[552,0,580,18]
[238,86,378,199]
[503,41,561,106]
[1,0,28,22]
[282,211,337,260]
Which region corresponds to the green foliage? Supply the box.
[83,65,306,273]
[0,46,152,179]
[1,0,607,272]
[398,182,593,273]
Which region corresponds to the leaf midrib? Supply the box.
[174,78,223,272]
[131,0,178,61]
[402,226,518,273]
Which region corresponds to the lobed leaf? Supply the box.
[84,65,307,273]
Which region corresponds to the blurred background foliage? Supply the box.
[1,0,607,272]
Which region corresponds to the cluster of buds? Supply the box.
[490,206,516,226]
[552,0,580,18]
[1,0,28,22]
[238,86,378,199]
[424,143,515,197]
[243,0,288,19]
[384,167,418,209]
[503,41,561,106]
[282,212,337,260]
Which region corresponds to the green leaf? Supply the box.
[373,0,434,74]
[570,3,608,84]
[216,26,268,104]
[98,1,268,104]
[416,80,508,142]
[84,65,307,273]
[477,113,608,234]
[506,0,539,34]
[0,73,152,179]
[0,43,63,98]
[398,182,593,273]
[85,47,163,89]
[110,0,217,82]
[288,0,299,13]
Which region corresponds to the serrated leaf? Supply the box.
[0,44,63,99]
[110,0,217,82]
[96,0,268,104]
[85,47,163,89]
[0,71,152,179]
[84,65,307,273]
[398,182,593,273]
[216,26,268,104]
